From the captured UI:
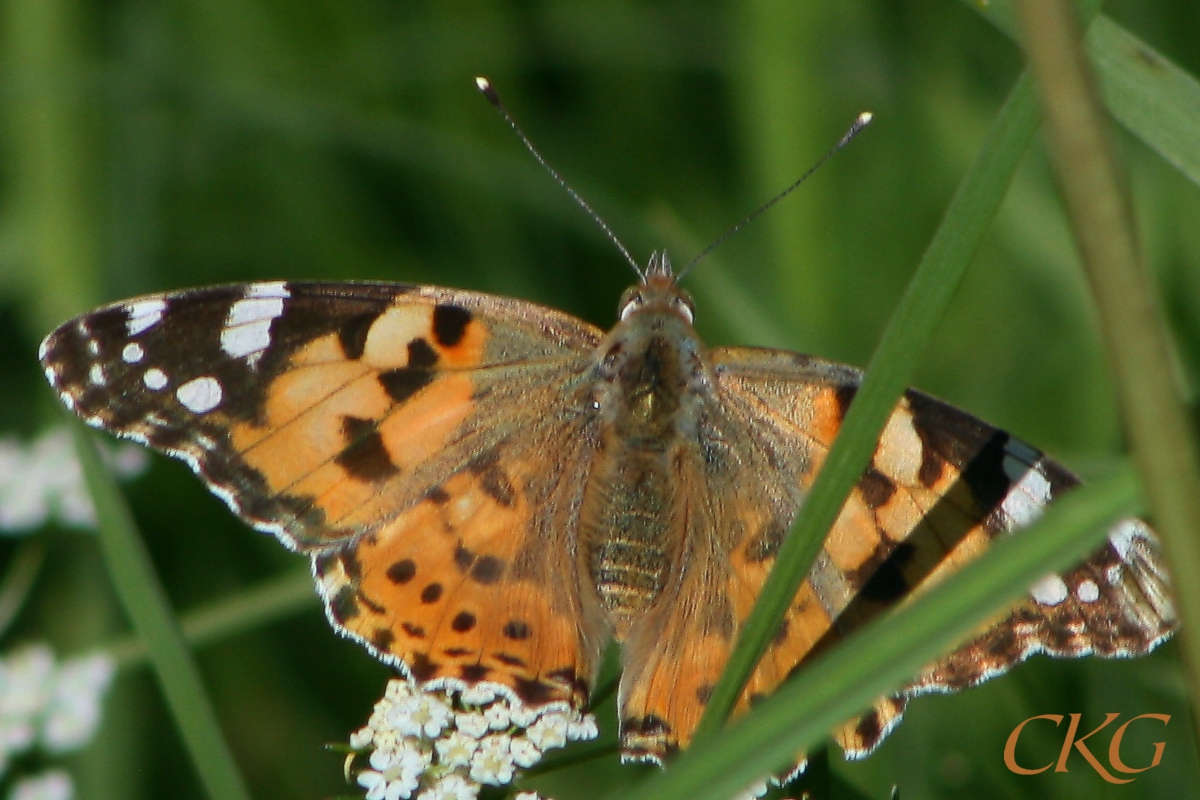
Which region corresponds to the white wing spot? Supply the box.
[122,342,145,363]
[88,364,105,385]
[143,368,168,391]
[226,296,285,326]
[1000,457,1051,528]
[221,295,286,360]
[220,320,274,359]
[176,376,223,414]
[1030,573,1068,606]
[87,339,101,357]
[126,298,167,336]
[246,281,291,299]
[1108,518,1147,562]
[1077,579,1100,603]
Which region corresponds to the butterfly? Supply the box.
[39,254,1174,770]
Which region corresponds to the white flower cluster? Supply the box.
[0,644,114,782]
[6,769,73,800]
[348,679,598,800]
[0,427,147,534]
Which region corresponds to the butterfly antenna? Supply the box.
[676,111,873,282]
[476,76,643,279]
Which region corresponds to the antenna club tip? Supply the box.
[858,111,874,125]
[475,76,501,106]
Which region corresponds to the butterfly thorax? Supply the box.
[580,255,710,638]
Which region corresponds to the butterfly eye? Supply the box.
[618,289,643,320]
[672,289,696,324]
[674,295,695,324]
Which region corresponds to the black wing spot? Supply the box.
[515,677,557,705]
[622,714,672,736]
[495,653,527,668]
[834,384,857,420]
[451,612,476,632]
[387,559,417,584]
[336,416,399,482]
[461,664,492,682]
[401,622,426,639]
[696,683,714,705]
[331,586,359,622]
[407,338,438,369]
[858,467,897,508]
[409,652,438,681]
[425,485,450,504]
[745,521,785,563]
[470,555,505,585]
[859,542,917,603]
[432,304,473,347]
[503,620,531,640]
[371,628,395,651]
[420,583,444,603]
[961,432,1015,515]
[919,449,946,488]
[469,451,517,507]
[454,544,475,572]
[379,367,434,404]
[339,311,382,360]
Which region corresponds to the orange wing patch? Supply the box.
[316,455,599,709]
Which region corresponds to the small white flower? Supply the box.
[350,725,375,750]
[469,734,515,786]
[483,702,511,731]
[0,428,148,534]
[509,703,540,728]
[358,744,428,800]
[513,793,544,800]
[434,730,479,768]
[41,652,115,752]
[385,679,414,702]
[389,694,452,739]
[454,711,489,739]
[7,770,74,800]
[1,644,55,709]
[417,774,479,800]
[509,735,542,768]
[525,713,569,751]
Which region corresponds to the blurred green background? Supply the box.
[2,0,1199,798]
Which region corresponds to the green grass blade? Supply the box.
[1016,0,1200,748]
[71,419,253,800]
[103,567,318,671]
[1087,17,1200,187]
[621,467,1141,800]
[960,0,1200,188]
[694,68,1041,741]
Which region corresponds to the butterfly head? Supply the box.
[618,252,695,325]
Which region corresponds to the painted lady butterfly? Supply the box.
[39,236,1177,780]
